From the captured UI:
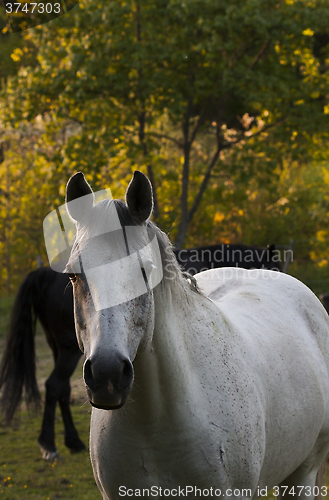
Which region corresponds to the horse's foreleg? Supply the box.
[38,349,85,460]
[57,350,86,453]
[38,370,59,461]
[59,380,86,453]
[277,457,327,500]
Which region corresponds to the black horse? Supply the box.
[0,242,280,460]
[321,294,329,314]
[174,243,282,275]
[0,267,85,460]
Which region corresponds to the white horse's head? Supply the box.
[65,171,160,410]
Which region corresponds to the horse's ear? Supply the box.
[126,171,153,223]
[65,172,94,222]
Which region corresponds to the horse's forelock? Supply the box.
[71,198,198,294]
[113,200,199,294]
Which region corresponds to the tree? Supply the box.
[1,0,329,251]
[0,123,67,294]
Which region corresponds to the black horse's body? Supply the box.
[174,243,281,275]
[0,242,279,459]
[0,267,85,460]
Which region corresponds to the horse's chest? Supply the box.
[93,429,215,487]
[89,412,258,499]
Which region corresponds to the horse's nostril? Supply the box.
[84,354,133,393]
[119,358,134,391]
[84,358,97,391]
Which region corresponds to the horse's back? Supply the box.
[195,267,329,345]
[195,267,329,377]
[194,267,329,491]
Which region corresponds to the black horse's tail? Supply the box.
[0,267,56,423]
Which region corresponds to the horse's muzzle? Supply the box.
[83,353,134,410]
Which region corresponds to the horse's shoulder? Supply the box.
[194,267,316,305]
[194,267,266,299]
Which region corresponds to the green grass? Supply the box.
[0,296,100,499]
[0,407,99,499]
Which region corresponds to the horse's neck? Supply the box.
[131,282,211,427]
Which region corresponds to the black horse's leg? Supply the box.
[38,368,60,461]
[59,379,86,453]
[58,350,86,453]
[38,349,85,459]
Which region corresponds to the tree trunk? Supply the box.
[174,98,193,249]
[3,148,11,295]
[135,1,159,220]
[174,141,191,248]
[137,112,159,220]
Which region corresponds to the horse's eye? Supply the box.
[68,274,77,283]
[143,259,155,277]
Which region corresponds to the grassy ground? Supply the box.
[0,297,100,499]
[0,408,99,499]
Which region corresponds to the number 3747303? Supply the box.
[5,2,61,13]
[273,486,328,497]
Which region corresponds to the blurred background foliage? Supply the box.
[1,0,329,295]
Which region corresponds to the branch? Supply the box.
[187,143,222,224]
[223,117,287,148]
[187,116,287,224]
[188,121,224,224]
[146,131,184,148]
[228,40,259,68]
[249,40,270,70]
[188,94,215,146]
[228,41,251,68]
